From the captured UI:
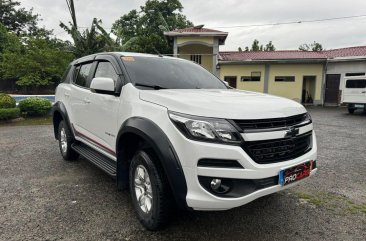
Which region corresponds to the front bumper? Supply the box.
[172,129,317,211]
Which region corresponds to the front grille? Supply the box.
[233,113,309,131]
[243,131,312,164]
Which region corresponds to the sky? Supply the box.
[20,0,366,51]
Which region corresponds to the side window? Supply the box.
[60,65,71,83]
[74,63,93,87]
[94,61,118,82]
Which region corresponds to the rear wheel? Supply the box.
[129,150,173,230]
[58,120,79,161]
[348,107,355,114]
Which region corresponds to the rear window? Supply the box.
[346,79,366,88]
[121,56,227,89]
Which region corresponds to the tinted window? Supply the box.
[61,65,71,83]
[94,61,118,82]
[122,57,227,89]
[275,76,295,82]
[75,63,92,87]
[346,79,366,88]
[345,73,365,77]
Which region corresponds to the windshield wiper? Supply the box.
[134,83,167,90]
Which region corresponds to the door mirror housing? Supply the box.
[90,77,116,95]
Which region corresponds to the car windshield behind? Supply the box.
[121,56,227,89]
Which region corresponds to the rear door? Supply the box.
[68,62,94,133]
[343,78,366,104]
[83,56,123,155]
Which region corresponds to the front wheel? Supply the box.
[58,120,79,161]
[129,150,173,230]
[348,107,355,114]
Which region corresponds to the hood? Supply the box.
[139,89,307,119]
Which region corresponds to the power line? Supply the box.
[211,14,366,29]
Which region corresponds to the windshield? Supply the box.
[121,56,227,89]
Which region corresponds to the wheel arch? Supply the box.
[52,101,74,140]
[116,117,189,210]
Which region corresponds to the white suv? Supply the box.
[52,52,317,230]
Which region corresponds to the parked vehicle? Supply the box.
[52,52,318,230]
[342,75,366,114]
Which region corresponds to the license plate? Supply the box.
[355,104,364,108]
[279,161,312,186]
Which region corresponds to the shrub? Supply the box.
[0,93,16,109]
[0,108,20,120]
[18,97,52,116]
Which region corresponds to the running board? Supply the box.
[71,142,117,177]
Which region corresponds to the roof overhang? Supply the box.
[164,31,228,45]
[327,56,366,62]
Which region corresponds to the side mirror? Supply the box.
[90,77,115,94]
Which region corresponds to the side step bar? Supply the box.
[71,142,117,177]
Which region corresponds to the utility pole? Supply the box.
[66,0,77,29]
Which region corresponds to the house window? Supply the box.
[345,72,365,77]
[190,55,202,64]
[275,76,295,82]
[240,72,261,81]
[346,79,366,88]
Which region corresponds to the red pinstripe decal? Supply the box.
[72,124,116,156]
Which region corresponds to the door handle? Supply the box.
[64,93,70,97]
[83,98,91,104]
[362,91,366,93]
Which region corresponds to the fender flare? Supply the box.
[116,117,189,210]
[51,101,74,140]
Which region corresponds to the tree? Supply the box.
[264,41,275,51]
[0,23,74,92]
[60,18,120,58]
[299,41,324,51]
[0,0,52,36]
[60,0,120,57]
[112,0,193,54]
[242,40,276,51]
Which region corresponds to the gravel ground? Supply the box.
[0,107,365,241]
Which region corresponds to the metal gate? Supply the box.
[325,74,341,104]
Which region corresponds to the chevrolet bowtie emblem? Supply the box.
[284,127,299,138]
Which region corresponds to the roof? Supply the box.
[324,46,366,58]
[164,26,228,37]
[219,46,366,62]
[170,27,225,33]
[219,50,327,62]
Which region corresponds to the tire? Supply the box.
[129,150,173,230]
[348,108,355,114]
[58,120,79,161]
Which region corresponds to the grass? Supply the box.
[0,115,52,127]
[293,191,366,214]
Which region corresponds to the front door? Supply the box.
[325,74,341,104]
[85,60,121,155]
[224,76,237,88]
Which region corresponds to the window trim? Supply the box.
[72,61,95,89]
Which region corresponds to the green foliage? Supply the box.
[60,18,120,58]
[112,0,193,54]
[0,26,74,89]
[0,0,52,36]
[0,93,16,108]
[18,97,52,116]
[299,42,324,51]
[243,39,275,51]
[0,107,20,120]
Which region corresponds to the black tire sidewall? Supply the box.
[58,120,77,160]
[129,150,163,230]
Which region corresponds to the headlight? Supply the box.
[303,112,312,123]
[169,112,242,144]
